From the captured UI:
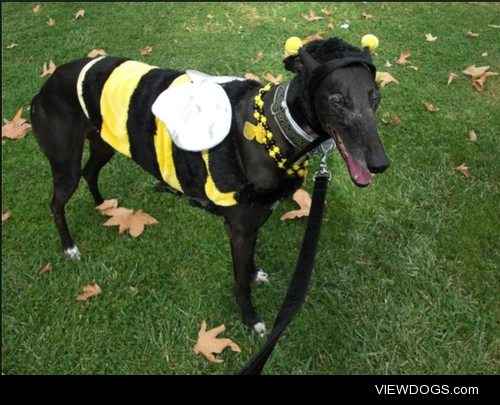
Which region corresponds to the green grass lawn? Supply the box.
[2,2,499,375]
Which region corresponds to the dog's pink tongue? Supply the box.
[346,155,372,187]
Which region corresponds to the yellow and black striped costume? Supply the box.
[77,57,302,212]
[78,57,248,209]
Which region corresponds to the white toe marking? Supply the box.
[254,322,267,338]
[255,270,270,284]
[64,245,81,260]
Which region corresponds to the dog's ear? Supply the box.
[283,55,304,74]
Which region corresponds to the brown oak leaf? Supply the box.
[263,72,283,83]
[302,10,324,22]
[375,72,399,87]
[2,212,11,224]
[472,73,487,92]
[39,60,56,78]
[447,73,459,85]
[281,189,312,220]
[245,73,261,83]
[193,321,241,364]
[424,102,440,113]
[76,284,102,301]
[46,18,55,27]
[2,108,32,140]
[382,111,401,126]
[74,9,85,20]
[454,163,470,179]
[87,49,107,58]
[396,51,411,65]
[39,263,52,276]
[103,207,158,237]
[425,33,438,42]
[140,46,153,56]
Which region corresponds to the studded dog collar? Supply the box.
[271,83,335,157]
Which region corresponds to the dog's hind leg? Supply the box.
[83,130,115,206]
[32,92,91,260]
[221,206,272,336]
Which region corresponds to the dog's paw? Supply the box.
[254,269,270,284]
[64,245,81,260]
[253,322,267,338]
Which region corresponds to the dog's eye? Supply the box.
[329,94,346,105]
[369,90,381,106]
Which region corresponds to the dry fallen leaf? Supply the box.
[7,43,18,49]
[468,31,479,38]
[303,31,328,44]
[46,18,55,27]
[281,189,312,220]
[362,12,373,19]
[447,73,459,85]
[376,72,399,87]
[469,130,477,142]
[425,33,438,42]
[263,73,283,83]
[321,8,332,16]
[193,321,241,364]
[140,46,153,56]
[472,73,487,92]
[76,284,102,301]
[396,51,411,65]
[327,18,334,30]
[482,51,488,57]
[39,263,52,276]
[245,73,261,83]
[96,199,119,214]
[74,9,85,19]
[39,60,56,78]
[424,102,440,113]
[302,10,324,22]
[385,60,393,68]
[103,207,158,237]
[87,49,107,58]
[32,5,41,14]
[463,65,490,78]
[2,108,32,140]
[256,51,264,61]
[454,163,470,179]
[407,65,419,71]
[2,212,11,224]
[382,111,401,126]
[207,14,214,19]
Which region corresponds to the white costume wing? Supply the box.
[152,71,244,152]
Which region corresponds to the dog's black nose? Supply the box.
[367,156,390,174]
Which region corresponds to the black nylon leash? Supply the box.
[238,170,330,375]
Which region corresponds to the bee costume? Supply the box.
[77,56,301,212]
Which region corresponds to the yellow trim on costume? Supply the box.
[154,117,183,193]
[100,61,158,157]
[152,73,192,193]
[201,151,237,207]
[77,56,106,119]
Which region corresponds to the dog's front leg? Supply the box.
[221,206,272,337]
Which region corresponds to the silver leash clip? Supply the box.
[313,154,332,182]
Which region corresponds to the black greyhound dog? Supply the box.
[31,37,389,336]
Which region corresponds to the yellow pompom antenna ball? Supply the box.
[361,34,379,52]
[285,37,303,57]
